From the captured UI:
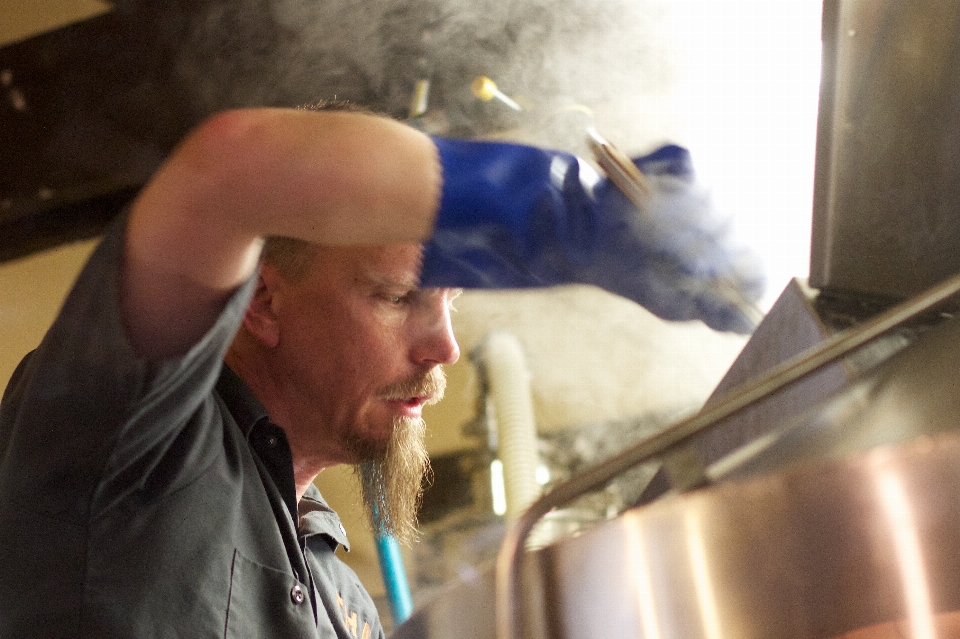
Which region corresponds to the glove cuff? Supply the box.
[423,138,585,289]
[432,137,576,231]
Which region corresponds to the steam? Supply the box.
[169,0,679,155]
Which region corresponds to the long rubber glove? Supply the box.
[420,139,765,333]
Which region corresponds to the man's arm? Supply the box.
[121,108,441,359]
[120,106,763,359]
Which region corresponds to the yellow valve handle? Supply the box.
[471,76,522,111]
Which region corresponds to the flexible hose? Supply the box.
[480,331,541,521]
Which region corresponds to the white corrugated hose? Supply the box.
[480,331,541,522]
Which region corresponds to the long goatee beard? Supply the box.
[357,415,430,545]
[355,367,444,544]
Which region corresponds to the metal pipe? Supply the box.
[495,270,960,639]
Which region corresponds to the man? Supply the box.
[0,106,762,638]
[230,239,458,543]
[2,108,446,639]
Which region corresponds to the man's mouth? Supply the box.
[377,369,446,409]
[385,395,431,418]
[380,392,432,404]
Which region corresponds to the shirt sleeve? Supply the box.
[0,211,256,521]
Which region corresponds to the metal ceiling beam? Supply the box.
[0,8,194,262]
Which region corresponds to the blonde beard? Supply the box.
[356,415,430,545]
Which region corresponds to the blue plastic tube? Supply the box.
[375,531,414,627]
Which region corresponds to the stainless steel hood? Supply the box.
[810,0,960,302]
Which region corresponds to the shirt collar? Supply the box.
[299,484,351,551]
[216,364,351,551]
[216,364,299,524]
[215,364,270,437]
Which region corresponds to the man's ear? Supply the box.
[241,266,283,348]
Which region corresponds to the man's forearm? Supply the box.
[121,108,441,359]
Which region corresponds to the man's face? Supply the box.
[264,243,460,470]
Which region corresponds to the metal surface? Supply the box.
[716,309,960,483]
[494,269,960,639]
[394,309,960,639]
[639,278,853,504]
[639,278,914,505]
[810,0,960,301]
[545,430,960,639]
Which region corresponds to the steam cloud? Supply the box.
[166,0,679,155]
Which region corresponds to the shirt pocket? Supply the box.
[225,548,318,639]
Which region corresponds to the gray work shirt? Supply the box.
[0,215,384,639]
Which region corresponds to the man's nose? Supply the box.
[412,296,460,366]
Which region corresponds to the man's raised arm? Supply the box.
[121,108,441,359]
[120,106,765,359]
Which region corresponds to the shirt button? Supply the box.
[290,584,304,605]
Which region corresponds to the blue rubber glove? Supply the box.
[420,138,765,333]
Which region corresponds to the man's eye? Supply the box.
[382,292,409,305]
[377,287,423,306]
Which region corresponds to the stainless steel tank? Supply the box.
[396,308,960,639]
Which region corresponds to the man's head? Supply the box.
[229,238,460,542]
